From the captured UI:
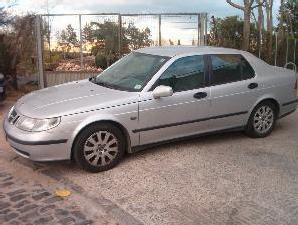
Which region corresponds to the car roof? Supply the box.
[135,46,247,57]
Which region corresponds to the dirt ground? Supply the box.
[0,97,298,225]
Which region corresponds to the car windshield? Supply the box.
[91,52,169,91]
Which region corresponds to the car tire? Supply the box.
[245,101,277,138]
[73,123,125,173]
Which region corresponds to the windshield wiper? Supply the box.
[88,76,108,87]
[91,78,135,92]
[95,81,110,88]
[88,76,96,82]
[93,80,120,90]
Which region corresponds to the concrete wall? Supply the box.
[45,71,99,87]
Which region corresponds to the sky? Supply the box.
[0,0,282,46]
[0,0,281,21]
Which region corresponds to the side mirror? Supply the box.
[152,85,173,99]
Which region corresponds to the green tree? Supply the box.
[125,23,151,49]
[90,21,121,56]
[209,16,244,49]
[82,23,94,43]
[278,0,297,38]
[0,8,12,76]
[0,7,12,26]
[0,12,36,89]
[277,0,297,67]
[84,21,152,67]
[209,16,258,54]
[226,0,265,51]
[57,24,78,56]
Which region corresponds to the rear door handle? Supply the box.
[248,83,258,89]
[193,92,207,99]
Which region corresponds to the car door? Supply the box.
[136,55,211,145]
[208,54,258,131]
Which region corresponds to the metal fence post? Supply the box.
[197,14,201,46]
[286,37,289,64]
[36,15,45,89]
[294,39,296,64]
[274,33,277,66]
[158,14,161,46]
[118,14,122,56]
[200,14,204,46]
[204,13,208,45]
[79,14,83,68]
[258,28,261,58]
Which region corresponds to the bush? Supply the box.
[95,53,107,69]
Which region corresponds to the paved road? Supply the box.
[0,164,95,225]
[1,100,298,225]
[0,104,118,225]
[0,101,142,225]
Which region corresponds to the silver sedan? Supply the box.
[3,46,298,172]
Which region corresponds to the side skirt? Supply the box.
[278,109,296,119]
[131,126,245,153]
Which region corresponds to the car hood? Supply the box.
[15,80,139,118]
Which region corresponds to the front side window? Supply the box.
[210,54,255,85]
[92,52,169,91]
[152,55,205,92]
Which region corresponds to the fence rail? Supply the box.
[45,71,98,87]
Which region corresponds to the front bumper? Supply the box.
[3,117,70,161]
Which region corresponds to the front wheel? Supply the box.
[73,123,125,173]
[245,101,277,138]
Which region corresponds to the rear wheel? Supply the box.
[73,123,125,172]
[245,101,277,138]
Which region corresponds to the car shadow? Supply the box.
[127,130,246,158]
[126,120,287,160]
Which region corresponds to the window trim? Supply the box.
[149,55,209,93]
[206,54,256,87]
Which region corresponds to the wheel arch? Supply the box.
[69,119,131,160]
[249,96,281,118]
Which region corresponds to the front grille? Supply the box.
[8,109,19,125]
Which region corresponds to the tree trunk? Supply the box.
[210,16,218,46]
[257,0,264,56]
[243,9,251,51]
[279,0,285,36]
[226,0,258,51]
[266,0,273,63]
[9,53,18,90]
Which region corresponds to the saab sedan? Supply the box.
[4,46,298,172]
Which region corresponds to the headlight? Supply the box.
[15,116,61,132]
[7,106,15,117]
[7,106,16,121]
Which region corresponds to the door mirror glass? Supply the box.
[152,85,173,99]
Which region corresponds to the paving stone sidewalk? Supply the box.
[0,168,109,225]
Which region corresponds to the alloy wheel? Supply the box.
[83,131,118,167]
[253,106,274,134]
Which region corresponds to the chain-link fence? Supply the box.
[35,13,296,88]
[36,13,208,87]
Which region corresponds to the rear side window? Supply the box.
[210,54,255,85]
[153,55,205,92]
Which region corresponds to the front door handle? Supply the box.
[193,92,207,99]
[248,83,258,89]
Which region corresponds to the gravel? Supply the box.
[47,111,298,225]
[1,101,298,225]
